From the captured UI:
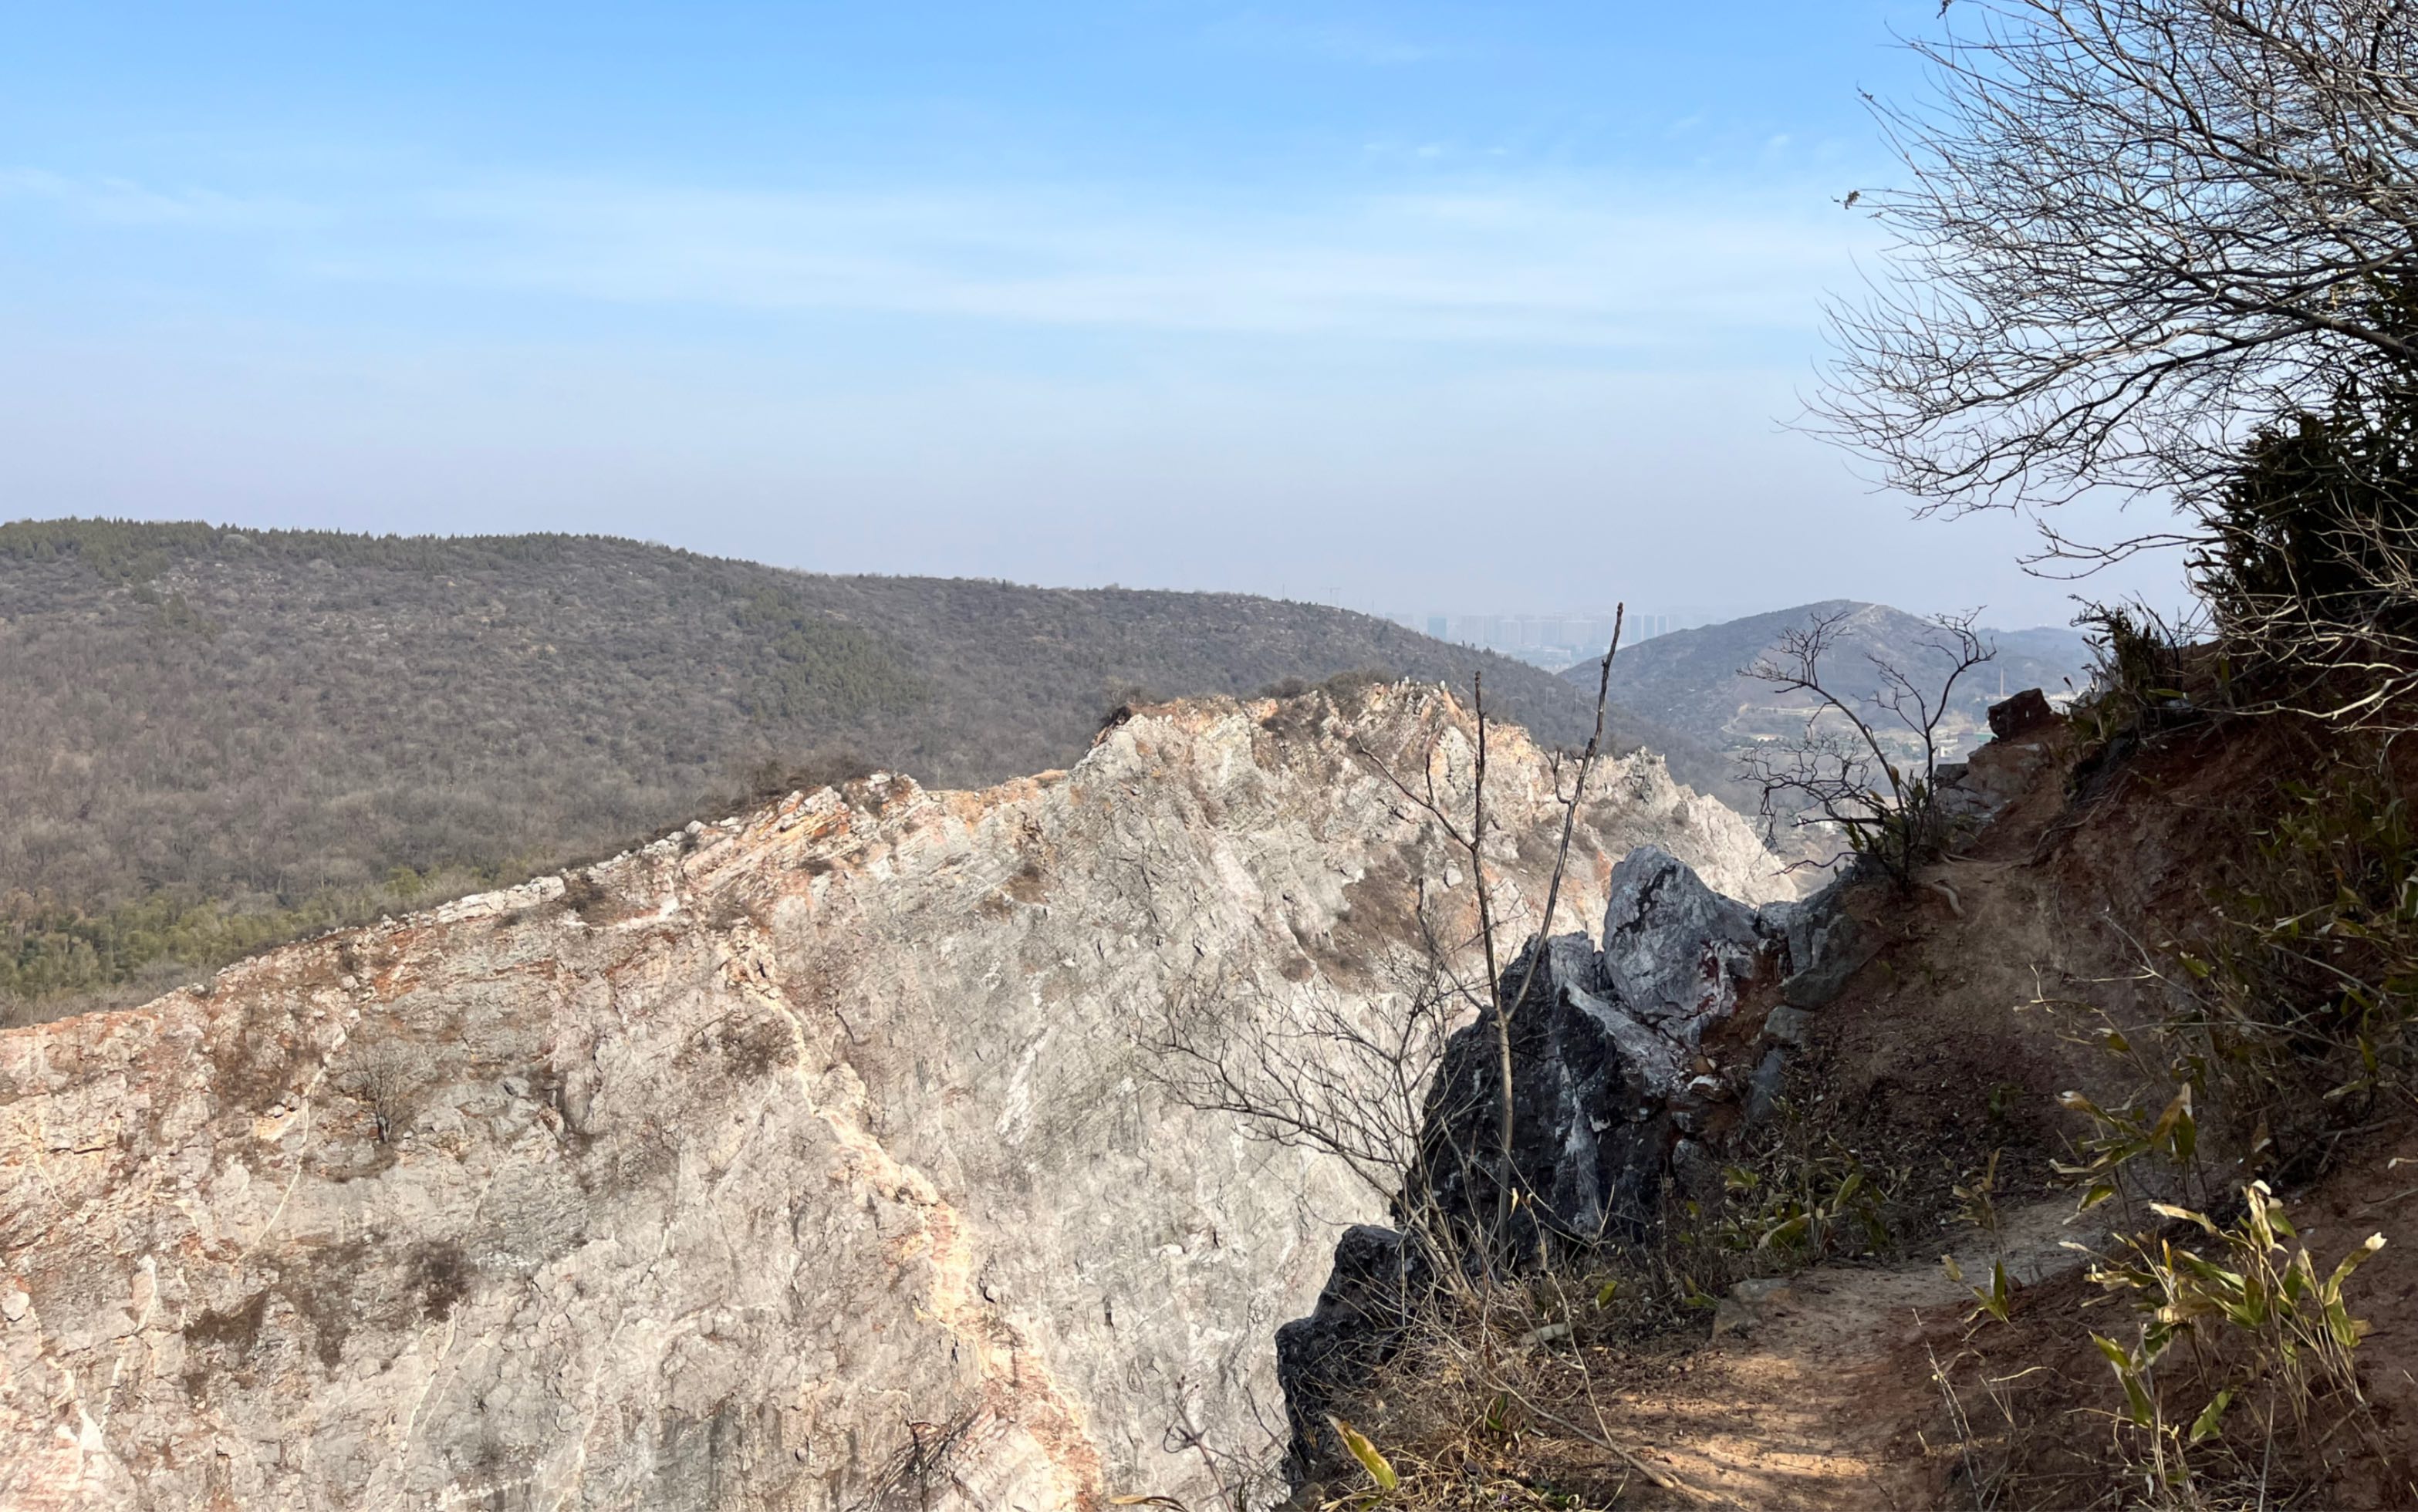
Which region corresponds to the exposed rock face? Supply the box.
[0,687,1790,1512]
[1277,848,1836,1485]
[1936,699,2067,831]
[1412,847,1797,1256]
[1599,848,1776,1045]
[1986,687,2057,742]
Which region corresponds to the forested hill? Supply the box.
[1565,599,2094,757]
[0,520,1736,1016]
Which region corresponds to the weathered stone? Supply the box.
[1670,1136,1724,1206]
[0,687,1793,1512]
[1937,735,2058,827]
[1410,930,1686,1256]
[1781,914,1876,1009]
[1763,1004,1813,1047]
[1273,1224,1427,1483]
[1780,874,1850,972]
[1747,1047,1788,1122]
[1712,1276,1798,1337]
[1988,687,2058,741]
[1407,849,1793,1264]
[1280,848,1802,1486]
[1601,846,1768,1040]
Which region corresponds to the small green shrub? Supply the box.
[1710,1142,1896,1261]
[2085,1183,2386,1504]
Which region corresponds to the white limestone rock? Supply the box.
[0,686,1792,1512]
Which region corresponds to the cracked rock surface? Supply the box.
[0,687,1788,1511]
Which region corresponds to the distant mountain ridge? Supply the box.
[0,519,1750,1014]
[1565,599,2095,754]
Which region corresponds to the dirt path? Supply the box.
[1505,724,2418,1510]
[1598,1202,2096,1510]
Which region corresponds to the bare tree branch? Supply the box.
[1815,0,2418,539]
[1743,609,1996,886]
[1151,614,1630,1280]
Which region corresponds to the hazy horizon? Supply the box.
[2,3,2187,626]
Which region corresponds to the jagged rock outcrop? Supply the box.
[0,685,1790,1512]
[1411,847,1800,1257]
[1276,847,1846,1485]
[1936,690,2068,831]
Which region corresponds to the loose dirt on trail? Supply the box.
[1599,1202,2097,1510]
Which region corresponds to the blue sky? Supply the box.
[0,2,2180,623]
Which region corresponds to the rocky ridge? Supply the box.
[0,684,1788,1511]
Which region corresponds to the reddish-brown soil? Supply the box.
[1434,711,2418,1510]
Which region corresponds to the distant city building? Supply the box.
[1389,606,1688,669]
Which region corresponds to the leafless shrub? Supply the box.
[338,1038,426,1143]
[1295,1230,1785,1510]
[1741,607,1995,886]
[1150,951,1472,1217]
[851,1410,986,1512]
[1154,1381,1289,1512]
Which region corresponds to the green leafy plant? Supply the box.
[2052,1083,2200,1215]
[1945,1149,2018,1325]
[2084,1183,2386,1499]
[1714,1144,1895,1261]
[1327,1416,1400,1497]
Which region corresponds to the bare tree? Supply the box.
[1352,611,1626,1238]
[1742,608,1995,886]
[339,1038,426,1144]
[1148,610,1627,1256]
[1819,1,2418,528]
[1147,950,1475,1213]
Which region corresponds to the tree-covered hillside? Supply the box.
[0,520,1738,1017]
[1565,599,2093,756]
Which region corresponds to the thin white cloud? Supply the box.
[0,164,2155,621]
[416,181,1860,351]
[0,167,324,231]
[5,164,1881,354]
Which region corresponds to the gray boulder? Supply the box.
[1273,1225,1428,1487]
[1601,845,1770,1041]
[1781,912,1876,1009]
